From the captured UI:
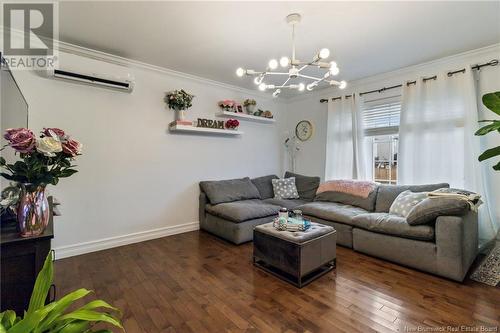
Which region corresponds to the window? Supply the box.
[362,94,401,184]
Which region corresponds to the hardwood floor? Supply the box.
[55,231,500,333]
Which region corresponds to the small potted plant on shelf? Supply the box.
[165,89,194,122]
[0,127,82,237]
[218,100,236,112]
[225,119,240,130]
[243,99,256,114]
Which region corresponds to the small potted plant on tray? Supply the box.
[218,100,236,112]
[165,89,194,122]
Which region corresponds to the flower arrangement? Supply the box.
[218,99,236,111]
[0,127,82,187]
[243,99,256,107]
[165,89,194,111]
[225,119,240,130]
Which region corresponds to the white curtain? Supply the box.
[399,68,498,241]
[325,95,368,180]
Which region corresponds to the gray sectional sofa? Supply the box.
[199,173,478,281]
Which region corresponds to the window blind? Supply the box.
[362,95,401,136]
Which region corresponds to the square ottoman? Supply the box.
[253,222,337,288]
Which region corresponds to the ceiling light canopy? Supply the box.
[235,13,346,96]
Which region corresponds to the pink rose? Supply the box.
[42,128,66,139]
[3,128,36,153]
[62,139,83,157]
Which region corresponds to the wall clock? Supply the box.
[295,120,313,141]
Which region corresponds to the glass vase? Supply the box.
[17,183,49,237]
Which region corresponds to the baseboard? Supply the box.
[54,221,199,259]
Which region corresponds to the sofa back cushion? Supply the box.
[199,177,261,204]
[284,171,320,201]
[375,183,449,213]
[314,188,379,211]
[251,175,279,199]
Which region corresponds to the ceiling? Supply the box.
[55,1,500,96]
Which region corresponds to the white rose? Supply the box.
[36,137,62,157]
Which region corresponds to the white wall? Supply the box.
[285,44,500,232]
[10,49,287,258]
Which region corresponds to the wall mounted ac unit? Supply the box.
[46,68,134,93]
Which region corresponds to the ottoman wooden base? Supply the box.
[253,222,337,288]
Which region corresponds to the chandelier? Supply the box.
[235,13,347,97]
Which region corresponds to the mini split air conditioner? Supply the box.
[46,68,134,93]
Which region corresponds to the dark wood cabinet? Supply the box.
[1,209,54,315]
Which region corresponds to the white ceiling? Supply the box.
[56,1,500,96]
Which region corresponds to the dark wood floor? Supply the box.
[55,231,500,333]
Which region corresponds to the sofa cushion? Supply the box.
[389,190,428,217]
[251,175,279,199]
[263,198,310,210]
[315,188,379,211]
[297,201,368,225]
[200,177,261,204]
[205,199,279,223]
[407,197,469,226]
[272,177,300,199]
[284,171,320,201]
[352,213,435,241]
[375,183,449,213]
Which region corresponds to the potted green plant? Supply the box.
[475,91,500,171]
[165,89,194,121]
[243,99,256,114]
[0,252,122,332]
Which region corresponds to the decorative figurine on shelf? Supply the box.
[235,103,243,113]
[263,110,274,118]
[165,89,194,125]
[218,100,236,112]
[225,119,240,130]
[0,127,82,237]
[243,99,256,114]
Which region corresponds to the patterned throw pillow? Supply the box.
[389,190,428,218]
[272,177,300,200]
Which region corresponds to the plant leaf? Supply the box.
[27,252,54,314]
[493,161,500,171]
[482,92,500,116]
[7,303,57,333]
[0,311,17,329]
[36,289,92,333]
[0,324,6,333]
[55,320,90,333]
[78,300,119,314]
[475,121,500,136]
[55,310,122,329]
[478,146,500,162]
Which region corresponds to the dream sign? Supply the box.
[197,118,224,129]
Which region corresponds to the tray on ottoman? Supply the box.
[253,222,336,288]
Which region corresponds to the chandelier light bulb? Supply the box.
[259,83,267,91]
[306,83,314,91]
[298,83,305,91]
[330,66,340,76]
[254,76,263,85]
[268,59,278,70]
[339,80,347,89]
[236,67,245,77]
[280,56,290,67]
[319,48,330,59]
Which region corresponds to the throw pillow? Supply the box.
[251,175,279,199]
[284,171,320,201]
[389,190,428,218]
[406,197,469,226]
[272,177,300,200]
[199,177,261,205]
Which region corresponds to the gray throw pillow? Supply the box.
[284,171,320,201]
[406,197,469,225]
[272,177,300,199]
[251,175,279,199]
[389,190,428,218]
[375,183,450,212]
[199,177,261,205]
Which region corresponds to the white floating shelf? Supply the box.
[216,111,276,123]
[169,124,243,136]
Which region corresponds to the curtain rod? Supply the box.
[319,59,499,103]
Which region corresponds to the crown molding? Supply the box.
[286,43,500,103]
[54,40,279,101]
